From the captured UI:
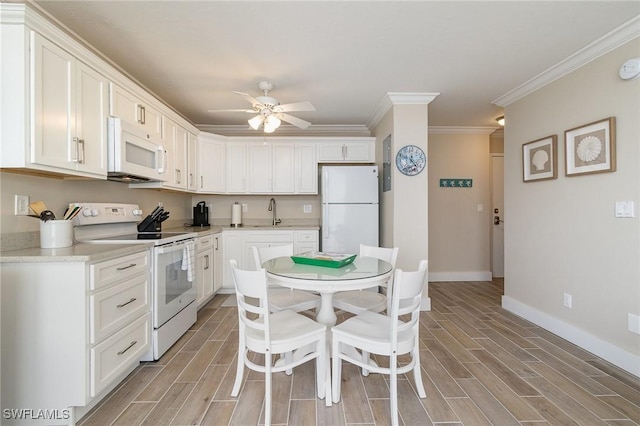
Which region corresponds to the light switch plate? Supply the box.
[303,205,312,214]
[615,201,634,218]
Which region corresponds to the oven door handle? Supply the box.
[156,241,192,254]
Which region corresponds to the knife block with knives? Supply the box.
[137,206,170,232]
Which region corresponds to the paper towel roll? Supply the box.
[231,203,242,226]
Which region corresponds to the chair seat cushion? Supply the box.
[332,311,415,355]
[332,290,386,314]
[246,309,326,353]
[269,288,320,312]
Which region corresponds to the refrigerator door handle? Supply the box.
[322,205,329,240]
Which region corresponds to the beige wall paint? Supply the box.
[0,172,321,247]
[390,104,429,271]
[428,132,491,278]
[503,39,640,373]
[0,172,192,236]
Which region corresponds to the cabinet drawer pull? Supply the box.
[116,263,137,271]
[117,340,138,355]
[117,297,137,308]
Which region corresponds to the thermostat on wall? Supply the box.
[619,58,640,80]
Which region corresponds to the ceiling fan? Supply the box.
[208,81,315,132]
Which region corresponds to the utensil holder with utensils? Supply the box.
[40,220,73,248]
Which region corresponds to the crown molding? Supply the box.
[429,126,500,135]
[196,124,372,137]
[493,15,640,107]
[366,92,439,131]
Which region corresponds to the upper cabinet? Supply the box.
[197,132,226,193]
[110,83,162,140]
[317,139,375,163]
[160,116,188,190]
[229,139,317,195]
[1,25,109,179]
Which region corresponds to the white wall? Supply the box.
[502,39,640,375]
[428,132,492,281]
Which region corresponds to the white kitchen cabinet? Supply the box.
[222,231,243,290]
[295,143,318,194]
[195,234,214,308]
[2,31,109,179]
[317,139,375,163]
[226,142,247,193]
[160,116,188,190]
[197,132,226,193]
[221,229,319,291]
[294,230,319,254]
[110,82,162,140]
[213,233,223,292]
[187,131,198,191]
[243,230,295,270]
[1,248,151,424]
[247,142,296,193]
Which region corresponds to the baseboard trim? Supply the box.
[428,271,493,282]
[502,296,640,377]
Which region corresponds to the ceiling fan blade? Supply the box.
[273,101,315,113]
[278,113,312,129]
[234,91,263,108]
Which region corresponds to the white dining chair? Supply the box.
[331,260,428,426]
[332,244,399,315]
[229,259,327,426]
[252,244,321,313]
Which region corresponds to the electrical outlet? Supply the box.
[158,202,163,208]
[242,203,248,212]
[563,293,572,308]
[303,204,312,214]
[14,194,30,215]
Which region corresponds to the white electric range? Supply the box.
[72,203,197,361]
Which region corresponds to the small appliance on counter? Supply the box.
[192,201,210,227]
[231,202,242,227]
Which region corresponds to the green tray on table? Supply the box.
[291,251,357,268]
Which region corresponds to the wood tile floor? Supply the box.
[79,279,640,425]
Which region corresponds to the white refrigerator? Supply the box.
[321,165,379,253]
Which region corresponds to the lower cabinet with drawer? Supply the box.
[221,228,319,291]
[0,248,151,425]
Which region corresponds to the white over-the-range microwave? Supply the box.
[107,116,166,183]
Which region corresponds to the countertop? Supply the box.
[0,243,152,263]
[171,223,320,237]
[0,223,320,262]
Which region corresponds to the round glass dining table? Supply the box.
[263,255,393,327]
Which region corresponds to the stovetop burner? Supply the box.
[70,203,197,246]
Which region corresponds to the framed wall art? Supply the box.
[522,135,557,182]
[565,117,616,176]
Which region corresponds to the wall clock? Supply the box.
[395,145,426,176]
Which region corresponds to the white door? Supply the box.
[491,155,504,278]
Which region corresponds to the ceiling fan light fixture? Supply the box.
[248,115,263,130]
[263,116,281,133]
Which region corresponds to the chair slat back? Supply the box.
[230,259,271,339]
[252,244,294,270]
[389,260,428,347]
[359,244,399,267]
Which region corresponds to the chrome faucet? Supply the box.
[268,197,281,226]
